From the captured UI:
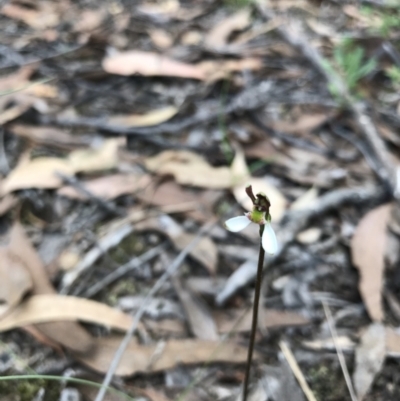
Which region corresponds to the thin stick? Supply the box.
[94,219,216,401]
[322,301,358,401]
[83,242,168,298]
[243,225,265,401]
[279,341,318,401]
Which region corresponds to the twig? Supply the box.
[256,3,396,196]
[83,242,168,298]
[279,341,318,401]
[94,219,216,401]
[322,301,358,401]
[61,223,134,293]
[40,81,278,136]
[243,225,265,401]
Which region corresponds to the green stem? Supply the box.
[242,225,265,401]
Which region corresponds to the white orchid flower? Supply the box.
[224,188,278,255]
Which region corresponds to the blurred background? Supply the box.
[0,0,400,400]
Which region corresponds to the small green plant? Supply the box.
[361,6,400,37]
[386,65,400,87]
[333,38,376,93]
[379,13,400,36]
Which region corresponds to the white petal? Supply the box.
[262,222,278,255]
[224,216,251,232]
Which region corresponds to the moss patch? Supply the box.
[0,378,61,401]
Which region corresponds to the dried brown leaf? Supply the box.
[108,106,178,127]
[102,51,205,80]
[149,29,174,49]
[271,113,330,134]
[385,326,400,356]
[0,103,31,125]
[6,224,93,353]
[215,308,309,333]
[73,9,105,32]
[68,139,120,173]
[0,294,133,332]
[2,139,121,193]
[0,248,32,315]
[9,124,90,148]
[77,336,252,376]
[198,58,262,82]
[136,388,171,401]
[0,195,17,216]
[2,157,74,194]
[58,173,151,200]
[353,323,386,400]
[205,9,251,48]
[144,150,234,189]
[172,277,218,340]
[0,3,59,29]
[351,204,391,322]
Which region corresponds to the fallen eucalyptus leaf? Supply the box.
[103,50,205,80]
[108,106,178,127]
[0,294,133,332]
[351,204,391,322]
[77,336,253,376]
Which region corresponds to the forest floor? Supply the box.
[1,0,400,400]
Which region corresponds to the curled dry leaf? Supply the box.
[6,223,93,353]
[172,277,218,340]
[108,106,178,127]
[0,2,59,29]
[0,294,133,333]
[145,150,234,189]
[102,50,205,80]
[2,139,121,194]
[271,113,331,135]
[67,139,120,173]
[205,9,251,49]
[353,323,386,400]
[136,180,215,222]
[0,248,32,316]
[215,307,309,333]
[77,336,253,376]
[2,158,74,194]
[9,124,92,148]
[58,173,151,201]
[351,203,391,322]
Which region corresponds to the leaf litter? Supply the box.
[1,1,400,399]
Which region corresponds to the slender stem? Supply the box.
[242,225,265,401]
